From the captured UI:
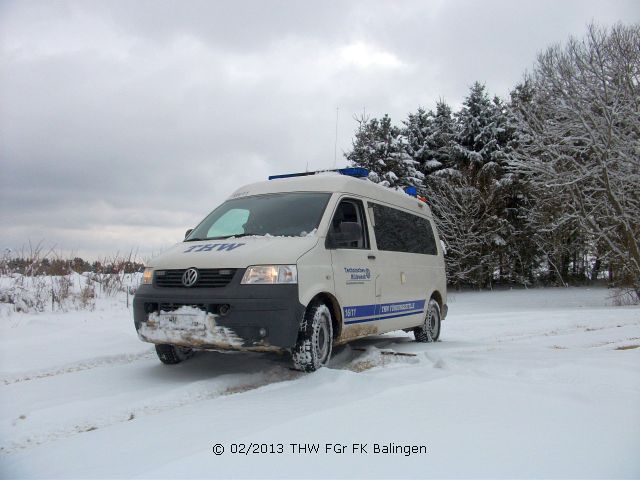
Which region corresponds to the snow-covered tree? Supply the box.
[509,80,588,286]
[345,114,423,189]
[429,101,457,172]
[344,24,639,292]
[455,83,504,168]
[511,23,640,297]
[424,83,522,287]
[403,101,457,180]
[426,173,497,287]
[403,107,434,178]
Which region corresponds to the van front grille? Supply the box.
[154,269,237,288]
[158,303,207,312]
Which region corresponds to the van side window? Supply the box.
[370,203,437,255]
[330,199,369,249]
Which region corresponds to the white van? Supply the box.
[133,168,447,371]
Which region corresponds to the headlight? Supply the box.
[142,267,154,285]
[241,265,297,284]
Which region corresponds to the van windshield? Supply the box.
[186,192,332,241]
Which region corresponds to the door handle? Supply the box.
[367,255,376,260]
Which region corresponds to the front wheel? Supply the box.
[291,302,333,372]
[155,344,194,364]
[414,298,441,342]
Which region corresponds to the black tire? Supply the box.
[155,344,194,364]
[291,302,333,372]
[414,298,441,343]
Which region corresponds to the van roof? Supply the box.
[230,173,433,217]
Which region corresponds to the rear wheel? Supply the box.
[414,298,441,342]
[291,302,333,372]
[155,344,194,364]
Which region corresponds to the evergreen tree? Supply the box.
[428,83,518,287]
[345,114,423,189]
[402,101,456,182]
[428,101,457,173]
[402,107,434,178]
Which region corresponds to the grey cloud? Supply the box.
[1,0,638,259]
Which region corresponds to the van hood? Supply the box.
[148,236,320,270]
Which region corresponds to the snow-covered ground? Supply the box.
[1,287,639,478]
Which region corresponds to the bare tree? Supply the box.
[511,23,640,298]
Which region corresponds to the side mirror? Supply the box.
[327,222,362,249]
[185,228,194,240]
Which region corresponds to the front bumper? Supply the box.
[133,273,304,351]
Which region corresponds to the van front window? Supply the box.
[186,192,331,240]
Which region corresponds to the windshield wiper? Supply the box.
[208,233,263,240]
[229,233,263,238]
[185,233,265,242]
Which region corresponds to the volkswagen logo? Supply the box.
[182,268,199,287]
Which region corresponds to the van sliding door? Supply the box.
[368,203,437,331]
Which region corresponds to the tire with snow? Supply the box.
[414,298,441,343]
[291,302,333,372]
[155,344,194,364]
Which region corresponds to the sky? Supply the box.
[1,0,638,261]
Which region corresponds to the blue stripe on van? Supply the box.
[342,299,425,325]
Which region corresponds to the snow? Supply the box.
[424,159,442,169]
[217,228,318,239]
[140,307,244,348]
[492,234,506,246]
[1,287,639,478]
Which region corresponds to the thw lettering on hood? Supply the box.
[183,243,245,253]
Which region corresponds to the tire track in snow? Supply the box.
[8,319,633,455]
[1,349,155,385]
[1,347,422,455]
[1,366,302,455]
[490,319,640,345]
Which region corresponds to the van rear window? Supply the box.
[186,193,331,240]
[370,203,437,255]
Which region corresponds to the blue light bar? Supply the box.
[268,172,315,180]
[269,167,370,181]
[404,186,418,197]
[337,167,370,178]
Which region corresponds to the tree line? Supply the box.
[1,246,144,276]
[345,23,639,297]
[2,257,145,276]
